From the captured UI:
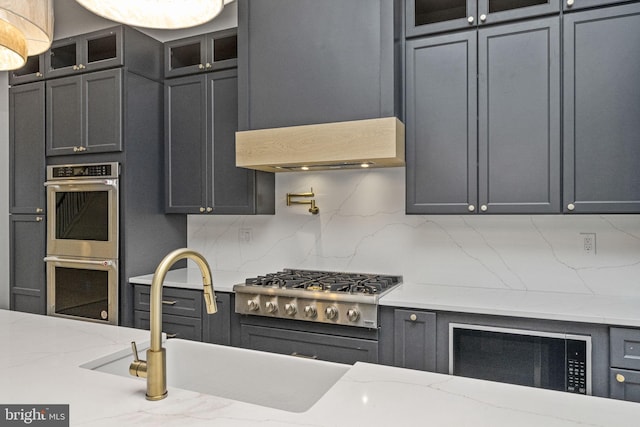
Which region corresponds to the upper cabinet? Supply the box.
[563,0,632,11]
[406,17,560,214]
[44,25,163,81]
[164,28,237,78]
[562,2,640,213]
[9,54,46,86]
[406,0,560,37]
[237,0,402,131]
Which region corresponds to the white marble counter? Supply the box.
[380,283,640,327]
[129,268,256,293]
[2,309,640,426]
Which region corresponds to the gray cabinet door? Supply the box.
[203,292,232,345]
[9,82,46,215]
[563,2,640,213]
[610,368,640,403]
[478,17,560,213]
[165,74,209,213]
[406,31,477,214]
[393,309,436,371]
[9,54,45,85]
[10,215,46,315]
[238,0,398,130]
[46,69,122,156]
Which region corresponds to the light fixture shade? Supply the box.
[0,0,54,56]
[75,0,225,29]
[0,20,27,70]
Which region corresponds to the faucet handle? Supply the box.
[129,341,148,378]
[202,283,218,314]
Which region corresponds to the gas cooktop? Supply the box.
[234,269,403,328]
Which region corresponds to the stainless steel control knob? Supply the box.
[304,305,317,318]
[247,300,260,311]
[325,306,338,320]
[284,303,297,316]
[266,301,278,313]
[346,308,360,322]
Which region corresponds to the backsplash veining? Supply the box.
[188,168,640,296]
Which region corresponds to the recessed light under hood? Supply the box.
[235,117,404,173]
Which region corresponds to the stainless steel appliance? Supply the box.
[44,162,119,324]
[449,323,592,395]
[234,269,402,328]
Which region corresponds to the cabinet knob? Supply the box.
[205,62,212,69]
[567,203,575,211]
[36,72,43,77]
[480,204,488,212]
[72,65,78,70]
[409,314,417,322]
[616,373,625,383]
[480,14,487,22]
[199,207,206,213]
[36,216,43,222]
[567,0,574,6]
[468,204,475,212]
[467,16,474,24]
[198,64,205,70]
[206,207,213,213]
[79,64,85,69]
[36,208,43,213]
[73,146,79,152]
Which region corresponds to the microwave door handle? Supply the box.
[44,256,114,267]
[44,179,117,187]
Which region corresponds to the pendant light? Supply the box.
[74,0,226,30]
[0,0,54,70]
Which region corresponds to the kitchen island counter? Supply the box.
[1,309,639,426]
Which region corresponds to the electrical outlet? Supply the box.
[238,228,252,243]
[581,232,596,255]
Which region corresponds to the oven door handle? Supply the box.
[44,256,115,267]
[44,179,117,187]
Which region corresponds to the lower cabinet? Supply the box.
[9,215,46,314]
[132,284,233,344]
[610,327,640,402]
[379,307,437,371]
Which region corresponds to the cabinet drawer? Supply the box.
[610,368,640,403]
[240,325,378,365]
[134,310,202,341]
[610,328,640,371]
[133,285,202,318]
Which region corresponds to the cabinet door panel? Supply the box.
[478,17,560,213]
[9,83,46,214]
[10,216,46,315]
[393,309,436,371]
[563,3,640,213]
[46,76,82,155]
[406,31,477,214]
[165,75,208,213]
[406,0,477,37]
[84,69,123,153]
[610,368,640,403]
[203,292,231,345]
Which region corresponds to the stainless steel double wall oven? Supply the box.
[44,162,119,324]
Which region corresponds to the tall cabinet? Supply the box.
[406,5,560,214]
[8,82,46,314]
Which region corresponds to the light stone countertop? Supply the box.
[130,268,640,327]
[2,309,640,426]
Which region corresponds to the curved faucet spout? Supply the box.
[131,248,217,401]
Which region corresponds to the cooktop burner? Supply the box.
[244,269,401,295]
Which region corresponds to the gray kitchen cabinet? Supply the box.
[8,54,45,85]
[164,28,237,78]
[237,0,401,131]
[393,309,437,371]
[240,324,378,365]
[133,285,234,345]
[9,215,46,315]
[562,2,640,213]
[406,0,560,38]
[609,327,640,402]
[46,68,122,156]
[165,68,274,214]
[9,82,46,215]
[407,16,560,214]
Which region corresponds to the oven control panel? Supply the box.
[48,162,119,179]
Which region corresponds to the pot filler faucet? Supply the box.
[129,248,217,400]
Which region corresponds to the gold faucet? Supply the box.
[129,248,217,401]
[286,187,319,214]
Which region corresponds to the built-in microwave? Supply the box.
[449,323,591,395]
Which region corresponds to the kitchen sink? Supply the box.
[81,339,349,412]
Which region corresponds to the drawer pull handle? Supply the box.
[291,352,318,360]
[162,300,177,305]
[616,374,625,383]
[166,333,178,339]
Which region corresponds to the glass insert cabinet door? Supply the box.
[406,0,560,37]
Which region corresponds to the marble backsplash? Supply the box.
[188,168,640,296]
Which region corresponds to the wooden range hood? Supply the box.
[235,117,405,173]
